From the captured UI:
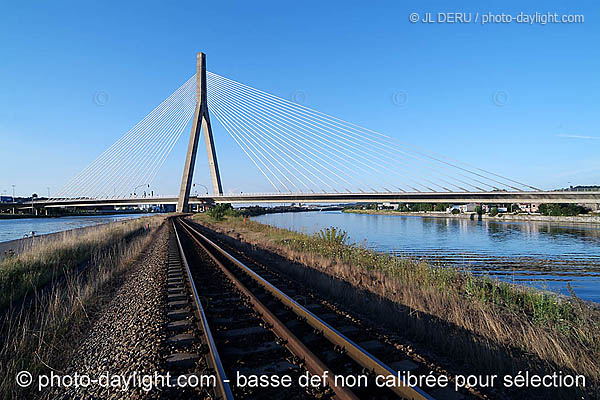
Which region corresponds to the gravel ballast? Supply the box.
[46,223,169,399]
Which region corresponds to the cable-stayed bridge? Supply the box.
[40,52,600,210]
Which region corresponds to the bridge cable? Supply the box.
[208,72,535,192]
[207,74,497,192]
[208,79,468,193]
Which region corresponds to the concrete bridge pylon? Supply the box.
[177,52,223,212]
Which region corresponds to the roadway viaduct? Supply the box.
[31,191,600,209]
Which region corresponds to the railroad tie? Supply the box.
[167,308,192,320]
[166,353,200,369]
[167,319,192,332]
[167,333,196,347]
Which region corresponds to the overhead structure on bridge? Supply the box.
[51,51,598,209]
[177,52,223,212]
[53,75,197,199]
[205,72,539,195]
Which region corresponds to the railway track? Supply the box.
[163,216,464,399]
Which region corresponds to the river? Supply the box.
[0,214,151,243]
[252,211,600,302]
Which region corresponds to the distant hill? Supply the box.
[556,185,600,191]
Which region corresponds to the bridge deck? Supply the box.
[35,191,600,207]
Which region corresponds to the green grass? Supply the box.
[205,214,574,320]
[283,229,586,330]
[226,215,580,329]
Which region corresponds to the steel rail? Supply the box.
[172,220,234,400]
[179,218,434,400]
[177,218,359,400]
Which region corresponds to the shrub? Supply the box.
[208,203,239,220]
[434,203,447,212]
[315,226,349,245]
[208,207,225,220]
[409,203,433,212]
[489,207,499,217]
[451,208,460,215]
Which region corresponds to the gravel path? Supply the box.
[47,223,169,399]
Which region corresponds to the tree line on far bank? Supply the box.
[537,203,589,216]
[205,203,593,219]
[348,203,592,216]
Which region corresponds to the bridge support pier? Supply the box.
[177,52,222,213]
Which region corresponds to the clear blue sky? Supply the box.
[1,1,598,197]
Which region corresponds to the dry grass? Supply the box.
[193,214,600,397]
[0,216,165,399]
[0,216,162,309]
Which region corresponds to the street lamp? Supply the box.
[193,183,209,195]
[133,184,150,196]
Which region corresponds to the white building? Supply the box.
[516,203,539,213]
[459,203,478,213]
[381,202,400,210]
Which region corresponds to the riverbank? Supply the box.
[192,213,600,397]
[0,214,61,219]
[0,216,166,398]
[0,210,152,220]
[0,219,143,261]
[0,215,164,309]
[0,213,155,250]
[344,208,600,224]
[241,205,343,217]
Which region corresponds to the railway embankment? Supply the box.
[1,212,598,399]
[192,213,600,399]
[177,217,463,399]
[0,215,165,398]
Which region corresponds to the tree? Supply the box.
[538,203,588,216]
[208,203,238,220]
[409,203,433,212]
[434,203,446,212]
